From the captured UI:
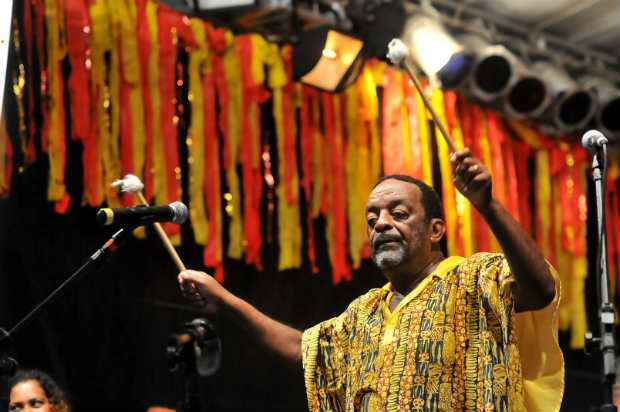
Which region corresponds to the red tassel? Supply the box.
[63,0,92,142]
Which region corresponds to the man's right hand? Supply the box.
[178,269,303,366]
[178,270,226,313]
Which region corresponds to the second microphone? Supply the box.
[96,201,188,226]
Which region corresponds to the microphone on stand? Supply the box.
[96,201,188,226]
[582,129,609,151]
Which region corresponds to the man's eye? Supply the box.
[392,211,408,220]
[367,217,377,227]
[30,400,44,407]
[9,405,22,411]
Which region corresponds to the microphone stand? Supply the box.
[0,226,134,383]
[584,143,617,412]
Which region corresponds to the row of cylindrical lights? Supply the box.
[402,13,620,142]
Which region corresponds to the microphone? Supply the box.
[582,129,609,151]
[96,201,188,226]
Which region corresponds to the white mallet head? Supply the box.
[387,38,410,65]
[112,174,144,193]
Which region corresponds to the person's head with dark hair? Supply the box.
[372,175,444,221]
[7,369,70,412]
[366,175,446,291]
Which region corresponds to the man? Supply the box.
[178,149,564,411]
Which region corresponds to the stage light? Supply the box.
[533,61,596,134]
[400,12,471,88]
[292,26,365,92]
[582,76,620,142]
[457,33,548,119]
[503,72,548,119]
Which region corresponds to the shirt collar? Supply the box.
[381,255,465,292]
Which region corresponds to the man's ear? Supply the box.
[429,218,446,245]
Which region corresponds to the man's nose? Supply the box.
[374,210,393,232]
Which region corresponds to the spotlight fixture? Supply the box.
[533,61,596,134]
[582,76,620,142]
[457,33,548,119]
[503,70,549,119]
[400,12,471,89]
[292,25,365,92]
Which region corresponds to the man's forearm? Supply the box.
[479,199,556,312]
[220,291,303,366]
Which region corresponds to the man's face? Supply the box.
[366,179,432,272]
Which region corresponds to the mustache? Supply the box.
[371,233,404,249]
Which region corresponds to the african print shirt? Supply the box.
[301,253,564,412]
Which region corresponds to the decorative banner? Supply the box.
[271,44,302,271]
[299,86,319,273]
[44,0,68,207]
[118,0,146,207]
[322,92,351,284]
[10,0,620,349]
[0,114,12,197]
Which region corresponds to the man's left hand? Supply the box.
[450,148,492,211]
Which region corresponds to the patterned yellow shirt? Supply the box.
[302,253,564,412]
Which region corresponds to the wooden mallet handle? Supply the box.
[387,38,458,152]
[136,191,187,272]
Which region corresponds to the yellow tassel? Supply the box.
[119,0,146,185]
[413,84,433,185]
[221,33,244,259]
[430,89,458,256]
[345,76,367,269]
[145,0,164,205]
[45,0,67,202]
[187,19,209,245]
[270,44,302,270]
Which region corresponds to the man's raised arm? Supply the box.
[451,148,556,312]
[178,270,303,366]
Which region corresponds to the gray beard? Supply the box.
[372,244,407,270]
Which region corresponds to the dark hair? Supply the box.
[8,369,70,412]
[373,175,444,222]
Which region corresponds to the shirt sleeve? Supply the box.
[476,252,564,412]
[301,297,361,412]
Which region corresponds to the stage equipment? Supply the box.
[533,60,597,134]
[582,130,617,412]
[167,319,221,412]
[456,33,548,119]
[112,174,187,271]
[582,76,620,142]
[96,202,188,227]
[292,25,364,92]
[167,319,222,378]
[387,38,457,152]
[399,11,471,89]
[344,0,407,60]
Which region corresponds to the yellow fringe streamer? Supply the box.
[119,0,146,183]
[45,0,67,202]
[145,0,164,205]
[269,44,302,270]
[90,0,122,207]
[430,89,458,256]
[221,33,244,259]
[187,19,209,244]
